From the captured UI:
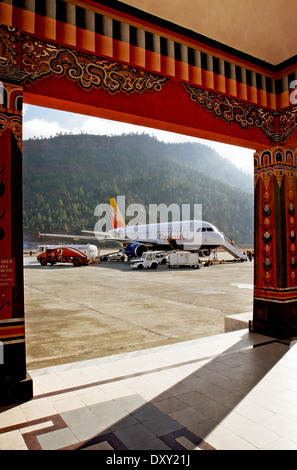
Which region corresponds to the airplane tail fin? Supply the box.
[110,198,126,229]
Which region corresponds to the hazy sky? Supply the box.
[23,104,255,175]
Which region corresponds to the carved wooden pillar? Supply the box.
[0,26,32,405]
[253,147,297,338]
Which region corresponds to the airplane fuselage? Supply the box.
[108,220,224,252]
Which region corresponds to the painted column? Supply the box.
[0,26,32,405]
[253,147,297,338]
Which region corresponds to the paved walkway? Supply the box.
[1,329,297,450]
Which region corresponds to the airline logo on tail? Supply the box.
[110,198,125,229]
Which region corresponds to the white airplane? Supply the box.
[39,198,247,260]
[101,198,224,258]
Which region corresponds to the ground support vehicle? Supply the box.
[37,244,97,266]
[168,251,200,268]
[154,252,168,265]
[100,250,127,262]
[130,252,160,269]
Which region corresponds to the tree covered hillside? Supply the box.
[23,134,254,245]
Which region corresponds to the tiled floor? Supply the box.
[1,329,297,450]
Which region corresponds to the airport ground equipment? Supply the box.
[100,250,127,262]
[220,236,247,261]
[168,251,200,268]
[37,244,98,266]
[130,252,160,269]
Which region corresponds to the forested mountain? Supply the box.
[23,133,254,245]
[162,141,253,194]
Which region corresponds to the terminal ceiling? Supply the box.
[119,0,297,66]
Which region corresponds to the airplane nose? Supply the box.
[218,232,224,242]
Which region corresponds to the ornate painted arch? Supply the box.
[2,0,297,404]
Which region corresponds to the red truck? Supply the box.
[37,244,98,266]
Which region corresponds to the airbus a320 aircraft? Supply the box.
[39,198,247,260]
[102,198,224,258]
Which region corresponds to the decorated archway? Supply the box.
[1,0,297,404]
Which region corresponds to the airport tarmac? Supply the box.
[6,253,297,451]
[24,251,253,370]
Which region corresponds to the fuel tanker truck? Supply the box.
[37,244,98,266]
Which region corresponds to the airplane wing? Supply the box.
[81,230,128,242]
[38,231,131,244]
[81,230,157,246]
[38,231,112,241]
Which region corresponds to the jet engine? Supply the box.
[124,243,148,258]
